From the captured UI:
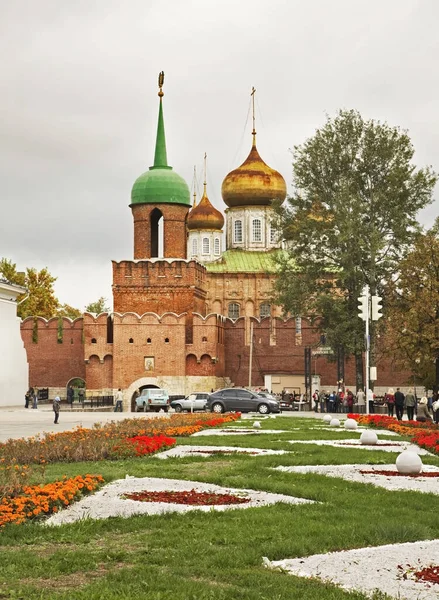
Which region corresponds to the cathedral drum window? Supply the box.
[252,218,262,242]
[192,238,198,256]
[234,220,243,243]
[202,237,210,255]
[214,237,220,255]
[270,224,278,244]
[228,302,240,320]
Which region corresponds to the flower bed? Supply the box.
[123,489,251,505]
[0,413,240,466]
[348,414,439,456]
[110,434,176,458]
[0,474,104,528]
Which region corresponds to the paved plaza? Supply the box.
[0,406,321,443]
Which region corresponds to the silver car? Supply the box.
[170,393,210,413]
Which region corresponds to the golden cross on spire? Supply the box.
[203,152,207,195]
[158,71,164,97]
[251,86,256,143]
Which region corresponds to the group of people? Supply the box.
[24,387,38,409]
[312,389,362,413]
[384,388,439,423]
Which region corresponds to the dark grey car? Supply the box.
[206,388,280,414]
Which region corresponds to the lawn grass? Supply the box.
[1,416,438,599]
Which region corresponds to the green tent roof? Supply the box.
[205,250,281,273]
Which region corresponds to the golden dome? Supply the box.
[187,187,224,231]
[221,138,287,208]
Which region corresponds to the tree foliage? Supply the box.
[0,258,80,320]
[85,297,110,314]
[384,229,439,390]
[273,109,437,381]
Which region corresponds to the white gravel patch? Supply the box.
[155,445,290,459]
[287,439,432,455]
[191,428,288,436]
[45,476,314,526]
[274,464,439,494]
[309,426,400,436]
[265,539,439,600]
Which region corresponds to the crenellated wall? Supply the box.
[21,317,85,387]
[112,259,207,315]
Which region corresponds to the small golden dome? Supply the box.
[221,139,287,208]
[187,189,224,231]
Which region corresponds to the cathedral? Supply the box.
[20,75,406,409]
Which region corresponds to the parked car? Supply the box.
[170,393,210,413]
[206,388,280,414]
[135,388,170,412]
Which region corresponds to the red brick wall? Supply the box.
[132,204,189,259]
[21,317,85,387]
[112,260,207,315]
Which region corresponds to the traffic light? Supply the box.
[358,295,368,321]
[371,295,383,321]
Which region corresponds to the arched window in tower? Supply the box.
[260,303,271,318]
[214,238,220,255]
[202,237,210,255]
[252,218,262,242]
[192,238,198,257]
[150,208,164,258]
[234,220,243,243]
[228,302,240,320]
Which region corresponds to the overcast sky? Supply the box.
[2,0,439,310]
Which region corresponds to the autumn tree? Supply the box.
[0,258,68,319]
[85,297,110,314]
[273,109,437,387]
[384,228,439,391]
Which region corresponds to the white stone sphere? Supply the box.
[253,421,261,429]
[344,418,358,430]
[323,414,332,423]
[329,418,341,427]
[360,430,378,445]
[396,450,423,475]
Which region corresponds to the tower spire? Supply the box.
[203,152,207,196]
[152,71,168,168]
[192,165,197,207]
[251,86,256,147]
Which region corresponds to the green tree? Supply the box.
[273,109,437,387]
[85,297,110,314]
[0,258,25,286]
[384,228,439,391]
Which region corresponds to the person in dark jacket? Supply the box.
[394,388,405,421]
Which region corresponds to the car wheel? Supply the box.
[163,407,169,413]
[258,403,270,415]
[174,404,182,413]
[212,402,224,414]
[143,402,148,412]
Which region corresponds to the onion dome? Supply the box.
[131,73,190,206]
[221,137,287,208]
[187,185,224,231]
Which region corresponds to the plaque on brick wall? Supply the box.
[144,357,154,372]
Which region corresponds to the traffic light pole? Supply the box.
[364,285,370,415]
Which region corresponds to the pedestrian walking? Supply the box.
[394,388,405,421]
[78,387,85,404]
[114,388,123,412]
[356,389,365,414]
[53,396,60,424]
[433,397,439,425]
[385,388,395,417]
[405,388,416,421]
[32,387,38,409]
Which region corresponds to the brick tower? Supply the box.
[113,72,207,316]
